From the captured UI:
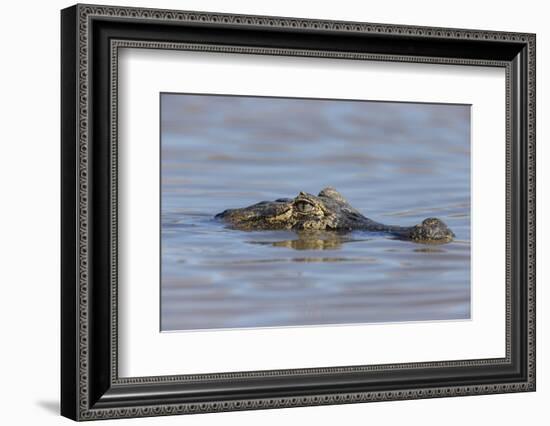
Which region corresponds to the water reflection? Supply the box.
[249,231,366,251]
[413,247,447,253]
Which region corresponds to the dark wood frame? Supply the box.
[61,3,536,421]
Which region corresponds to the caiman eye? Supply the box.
[294,200,315,213]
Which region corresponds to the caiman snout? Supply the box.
[409,217,455,243]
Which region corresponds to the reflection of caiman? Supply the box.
[216,187,455,243]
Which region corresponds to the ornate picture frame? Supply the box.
[61,3,535,421]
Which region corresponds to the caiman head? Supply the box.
[215,187,362,231]
[216,187,455,243]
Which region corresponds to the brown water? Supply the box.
[160,94,471,331]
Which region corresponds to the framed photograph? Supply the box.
[61,4,536,421]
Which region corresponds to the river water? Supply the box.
[160,94,471,331]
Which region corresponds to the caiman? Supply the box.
[216,187,455,243]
